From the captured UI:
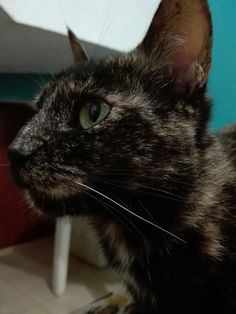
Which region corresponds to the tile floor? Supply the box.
[0,237,123,314]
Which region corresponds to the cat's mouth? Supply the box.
[25,189,85,217]
[24,178,109,218]
[10,159,86,199]
[30,184,77,199]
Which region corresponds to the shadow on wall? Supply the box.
[0,6,119,103]
[0,6,118,74]
[208,0,236,130]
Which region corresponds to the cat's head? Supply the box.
[9,0,212,218]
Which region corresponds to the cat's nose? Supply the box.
[8,144,32,165]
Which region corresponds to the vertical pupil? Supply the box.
[89,103,100,122]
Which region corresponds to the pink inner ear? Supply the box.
[166,49,205,93]
[174,49,192,68]
[139,0,212,94]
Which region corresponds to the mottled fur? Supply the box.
[8,0,236,313]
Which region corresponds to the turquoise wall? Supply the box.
[208,0,236,129]
[0,74,51,104]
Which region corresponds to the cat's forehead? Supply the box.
[37,53,151,109]
[64,53,142,91]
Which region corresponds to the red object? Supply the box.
[0,104,53,248]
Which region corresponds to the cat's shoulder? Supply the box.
[217,124,236,165]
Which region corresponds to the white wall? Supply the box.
[0,0,160,51]
[0,0,160,73]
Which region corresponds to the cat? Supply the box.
[8,0,236,313]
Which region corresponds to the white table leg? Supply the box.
[52,218,72,296]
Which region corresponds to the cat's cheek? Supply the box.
[24,190,42,216]
[125,275,140,297]
[125,275,156,308]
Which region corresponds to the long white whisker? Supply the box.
[108,193,147,243]
[143,186,185,200]
[89,192,141,241]
[75,181,186,244]
[97,178,184,203]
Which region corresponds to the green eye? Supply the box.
[79,100,111,129]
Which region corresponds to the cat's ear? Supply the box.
[67,28,88,62]
[138,0,212,93]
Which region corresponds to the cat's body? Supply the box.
[8,0,236,313]
[96,124,236,314]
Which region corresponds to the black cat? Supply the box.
[8,0,236,313]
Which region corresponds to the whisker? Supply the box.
[97,9,120,47]
[73,180,186,244]
[136,184,185,200]
[54,164,189,204]
[88,192,142,241]
[54,163,193,188]
[97,178,185,203]
[84,190,133,238]
[138,200,156,224]
[95,1,113,51]
[94,4,122,58]
[108,193,147,243]
[103,173,193,186]
[27,74,44,90]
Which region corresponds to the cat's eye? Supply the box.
[79,100,111,129]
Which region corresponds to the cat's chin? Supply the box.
[24,189,85,218]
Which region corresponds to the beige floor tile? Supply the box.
[0,277,36,314]
[0,237,123,314]
[22,307,50,314]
